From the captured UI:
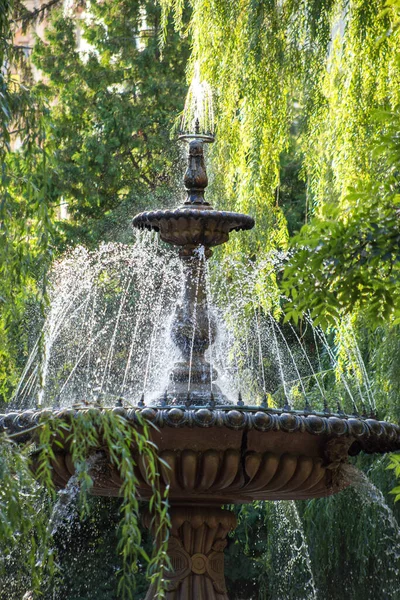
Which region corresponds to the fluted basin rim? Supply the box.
[132,207,255,233]
[1,406,399,455]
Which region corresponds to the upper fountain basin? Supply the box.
[132,204,255,250]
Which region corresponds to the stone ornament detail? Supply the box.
[164,538,191,588]
[44,446,333,501]
[2,406,399,455]
[168,255,222,405]
[143,506,236,600]
[2,406,399,502]
[162,539,227,593]
[152,449,330,500]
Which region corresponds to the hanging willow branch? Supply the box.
[0,410,170,599]
[160,0,400,326]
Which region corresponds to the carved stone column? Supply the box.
[168,254,219,405]
[144,505,237,600]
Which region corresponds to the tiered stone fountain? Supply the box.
[1,128,399,600]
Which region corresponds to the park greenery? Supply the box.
[1,0,400,598]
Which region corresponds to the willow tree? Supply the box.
[160,0,400,319]
[159,0,400,413]
[160,0,334,244]
[283,0,400,326]
[0,410,170,599]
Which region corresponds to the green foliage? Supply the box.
[225,505,269,598]
[54,497,152,600]
[278,138,307,237]
[0,410,170,599]
[352,319,400,422]
[282,1,400,325]
[283,108,400,328]
[0,2,56,404]
[388,454,400,502]
[31,0,189,247]
[159,0,338,263]
[300,472,400,600]
[228,502,317,599]
[0,437,56,598]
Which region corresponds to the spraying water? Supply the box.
[12,240,182,408]
[180,62,214,135]
[266,500,318,599]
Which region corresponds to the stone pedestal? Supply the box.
[145,506,237,600]
[168,254,223,405]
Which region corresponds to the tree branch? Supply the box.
[121,150,156,190]
[13,0,63,24]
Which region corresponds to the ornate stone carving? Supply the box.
[183,139,209,204]
[165,538,191,589]
[132,139,254,249]
[168,254,221,405]
[132,207,254,250]
[144,506,236,600]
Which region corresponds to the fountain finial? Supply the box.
[178,100,216,204]
[183,138,209,205]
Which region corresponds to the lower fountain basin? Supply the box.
[3,406,399,503]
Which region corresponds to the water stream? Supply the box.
[270,313,290,406]
[205,257,214,393]
[11,240,182,408]
[266,501,318,599]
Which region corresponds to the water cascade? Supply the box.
[267,501,318,599]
